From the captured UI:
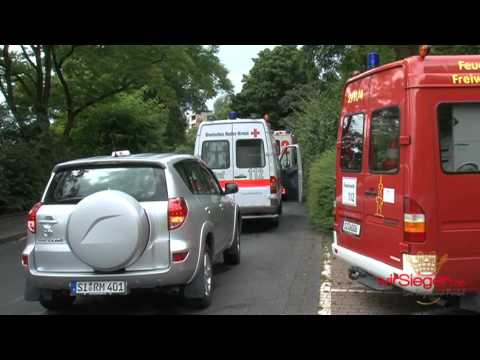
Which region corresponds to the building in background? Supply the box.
[187,111,214,129]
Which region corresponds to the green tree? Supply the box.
[64,90,169,157]
[52,45,232,143]
[0,45,232,212]
[213,95,233,120]
[432,45,480,55]
[174,127,198,155]
[306,148,336,232]
[0,45,55,135]
[232,46,318,128]
[288,80,343,180]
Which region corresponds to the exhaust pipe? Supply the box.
[348,267,361,281]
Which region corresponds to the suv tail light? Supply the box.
[27,202,43,233]
[168,197,188,230]
[270,176,278,194]
[404,197,426,243]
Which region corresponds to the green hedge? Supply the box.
[306,148,336,233]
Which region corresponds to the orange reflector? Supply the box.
[404,222,425,233]
[404,214,425,233]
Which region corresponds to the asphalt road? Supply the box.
[0,202,324,315]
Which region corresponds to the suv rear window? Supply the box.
[236,139,265,168]
[44,166,167,204]
[439,103,480,173]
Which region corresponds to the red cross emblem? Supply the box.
[251,129,260,138]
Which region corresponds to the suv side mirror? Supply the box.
[224,183,238,195]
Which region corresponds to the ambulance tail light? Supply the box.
[270,176,278,194]
[404,197,426,243]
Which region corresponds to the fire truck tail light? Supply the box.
[404,214,425,232]
[404,197,426,243]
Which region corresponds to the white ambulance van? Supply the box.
[195,119,283,225]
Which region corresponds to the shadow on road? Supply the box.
[50,292,190,315]
[241,219,276,234]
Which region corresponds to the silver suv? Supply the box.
[22,153,241,310]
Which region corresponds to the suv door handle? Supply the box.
[364,190,378,197]
[234,175,247,179]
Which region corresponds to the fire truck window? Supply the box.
[201,141,230,170]
[438,103,480,173]
[340,113,365,172]
[236,139,265,168]
[369,107,400,174]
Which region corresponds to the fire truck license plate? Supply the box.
[70,281,127,296]
[343,220,361,236]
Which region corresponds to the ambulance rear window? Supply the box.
[438,103,480,173]
[340,113,365,172]
[236,139,266,168]
[201,141,230,170]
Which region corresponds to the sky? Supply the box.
[206,45,278,111]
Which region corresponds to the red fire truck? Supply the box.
[333,47,480,310]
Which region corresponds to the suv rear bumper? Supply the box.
[24,255,199,301]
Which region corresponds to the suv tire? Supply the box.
[181,246,213,309]
[39,290,75,311]
[224,218,241,265]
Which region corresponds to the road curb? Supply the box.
[0,232,26,245]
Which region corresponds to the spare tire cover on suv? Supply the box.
[67,190,150,272]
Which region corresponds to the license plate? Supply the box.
[70,281,127,296]
[343,220,361,236]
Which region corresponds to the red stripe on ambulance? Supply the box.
[219,179,270,189]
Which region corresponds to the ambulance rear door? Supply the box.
[279,144,303,202]
[232,121,271,208]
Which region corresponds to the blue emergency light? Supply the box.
[367,52,380,70]
[228,112,238,120]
